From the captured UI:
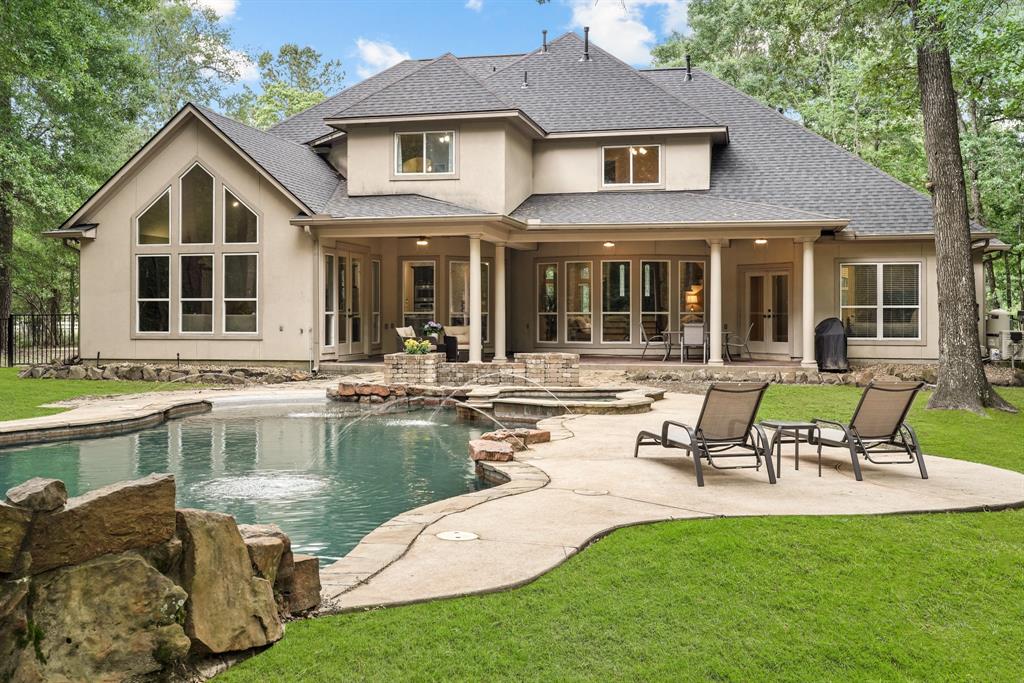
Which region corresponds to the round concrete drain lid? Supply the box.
[573,488,609,496]
[436,531,479,541]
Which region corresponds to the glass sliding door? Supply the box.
[403,260,436,335]
[566,261,592,342]
[323,254,335,347]
[601,261,631,343]
[537,263,558,343]
[680,260,705,326]
[337,255,347,345]
[449,261,489,342]
[640,260,669,339]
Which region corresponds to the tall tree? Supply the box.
[134,0,243,129]
[225,44,344,130]
[0,0,153,354]
[911,0,1013,412]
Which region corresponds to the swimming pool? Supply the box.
[0,402,487,563]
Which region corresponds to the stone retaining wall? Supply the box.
[383,352,580,387]
[0,474,320,681]
[17,362,313,384]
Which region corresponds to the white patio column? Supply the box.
[707,239,724,366]
[800,237,818,368]
[493,243,507,363]
[469,235,483,363]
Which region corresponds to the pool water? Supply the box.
[0,403,488,563]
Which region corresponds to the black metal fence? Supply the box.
[2,314,79,367]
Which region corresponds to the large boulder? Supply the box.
[289,554,322,613]
[27,473,176,574]
[0,503,32,574]
[480,428,551,451]
[0,578,30,682]
[468,439,514,462]
[11,552,190,682]
[244,536,285,584]
[5,477,67,512]
[176,509,283,654]
[238,523,294,608]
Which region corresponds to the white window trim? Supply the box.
[679,259,707,327]
[178,162,215,246]
[322,253,336,349]
[371,259,382,345]
[565,260,594,344]
[179,253,215,335]
[600,259,633,344]
[223,252,259,335]
[449,260,490,343]
[135,188,172,247]
[394,131,456,176]
[136,254,171,334]
[223,186,260,245]
[601,144,662,187]
[536,262,559,344]
[839,261,921,341]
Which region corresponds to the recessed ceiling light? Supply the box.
[754,239,768,245]
[603,241,615,248]
[416,237,429,246]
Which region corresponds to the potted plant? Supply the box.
[422,320,444,343]
[403,339,433,355]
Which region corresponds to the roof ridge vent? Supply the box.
[580,27,591,62]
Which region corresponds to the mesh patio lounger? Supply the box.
[633,382,775,487]
[808,381,928,481]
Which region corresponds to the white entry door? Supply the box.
[323,249,365,358]
[744,271,790,356]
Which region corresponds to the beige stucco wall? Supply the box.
[78,116,316,363]
[532,134,711,194]
[344,120,515,214]
[505,126,534,212]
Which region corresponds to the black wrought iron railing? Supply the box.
[2,314,79,367]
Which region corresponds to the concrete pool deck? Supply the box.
[325,391,1024,611]
[2,382,1021,615]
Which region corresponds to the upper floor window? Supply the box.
[224,188,258,243]
[603,145,660,186]
[181,164,214,244]
[396,131,454,175]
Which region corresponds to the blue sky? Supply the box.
[198,0,690,89]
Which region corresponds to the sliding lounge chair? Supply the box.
[633,382,775,486]
[809,381,928,481]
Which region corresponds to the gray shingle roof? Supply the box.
[195,105,339,214]
[643,68,939,235]
[483,33,720,133]
[510,191,836,225]
[322,179,491,218]
[331,54,513,120]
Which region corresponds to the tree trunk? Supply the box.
[913,6,1014,413]
[0,74,11,360]
[983,257,999,309]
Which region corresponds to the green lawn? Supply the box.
[0,367,199,422]
[221,386,1024,682]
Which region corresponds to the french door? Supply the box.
[744,270,790,355]
[323,249,364,357]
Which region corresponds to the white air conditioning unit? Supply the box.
[1000,330,1024,361]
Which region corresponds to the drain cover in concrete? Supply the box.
[573,489,609,496]
[436,531,479,541]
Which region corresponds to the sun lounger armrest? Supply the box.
[749,423,770,453]
[661,420,696,445]
[811,418,851,443]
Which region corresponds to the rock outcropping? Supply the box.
[0,474,320,681]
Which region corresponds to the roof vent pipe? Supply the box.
[684,54,692,81]
[542,29,548,52]
[581,26,591,61]
[522,70,529,89]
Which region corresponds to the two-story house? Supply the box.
[49,32,992,368]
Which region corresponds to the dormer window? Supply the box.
[603,145,660,186]
[396,131,454,175]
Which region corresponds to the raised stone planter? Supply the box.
[383,352,446,385]
[382,352,581,387]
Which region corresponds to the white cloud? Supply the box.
[355,38,412,80]
[465,0,483,10]
[229,48,259,82]
[190,0,238,20]
[566,0,690,66]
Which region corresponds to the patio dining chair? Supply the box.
[724,322,754,361]
[395,326,416,345]
[808,381,927,481]
[681,322,706,363]
[640,325,669,361]
[633,382,775,486]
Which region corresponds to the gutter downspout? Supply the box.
[303,225,319,374]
